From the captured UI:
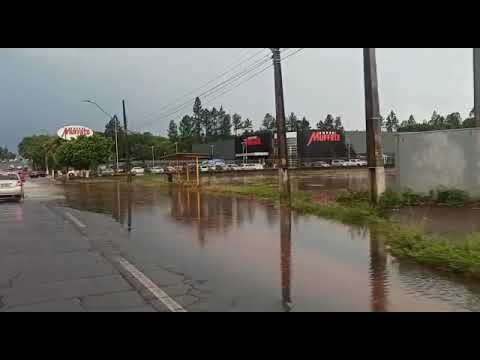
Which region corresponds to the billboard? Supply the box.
[299,131,352,158]
[235,132,273,155]
[57,126,94,140]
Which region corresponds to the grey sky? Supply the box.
[0,48,474,151]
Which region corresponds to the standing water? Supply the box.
[58,181,480,312]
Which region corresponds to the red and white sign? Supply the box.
[307,131,341,146]
[57,126,93,140]
[244,136,263,147]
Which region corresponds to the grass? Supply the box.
[202,182,480,278]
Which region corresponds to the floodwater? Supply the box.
[56,180,480,312]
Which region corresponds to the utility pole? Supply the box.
[151,146,155,168]
[363,48,386,203]
[270,48,290,202]
[113,115,120,172]
[474,48,480,127]
[122,100,132,183]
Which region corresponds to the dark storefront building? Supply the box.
[192,139,236,160]
[234,132,273,164]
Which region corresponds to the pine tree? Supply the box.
[286,112,298,132]
[179,115,193,139]
[298,116,311,135]
[218,113,232,138]
[232,113,242,136]
[242,118,253,134]
[334,116,344,133]
[318,114,335,131]
[192,97,203,137]
[385,110,399,132]
[167,120,178,142]
[262,113,276,131]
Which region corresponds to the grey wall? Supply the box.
[395,128,480,194]
[192,139,236,160]
[344,131,396,155]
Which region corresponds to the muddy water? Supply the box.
[57,181,480,312]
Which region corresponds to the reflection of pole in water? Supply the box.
[280,205,292,311]
[127,182,132,232]
[369,228,388,312]
[116,182,121,223]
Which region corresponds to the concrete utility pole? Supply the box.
[151,146,155,168]
[270,48,290,202]
[363,48,386,203]
[113,115,120,172]
[474,48,480,127]
[122,100,132,184]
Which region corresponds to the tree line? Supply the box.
[382,109,476,133]
[167,97,345,150]
[0,146,16,160]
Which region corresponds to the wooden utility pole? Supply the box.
[363,48,386,203]
[474,48,480,127]
[270,48,290,202]
[122,100,132,183]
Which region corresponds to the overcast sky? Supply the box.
[0,48,474,151]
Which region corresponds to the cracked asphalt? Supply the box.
[0,178,208,312]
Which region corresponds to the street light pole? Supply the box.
[122,100,132,183]
[82,100,119,172]
[270,48,290,203]
[363,48,386,203]
[151,146,155,168]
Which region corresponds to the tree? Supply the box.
[317,114,335,131]
[56,134,112,171]
[242,118,253,134]
[429,110,445,129]
[286,112,298,132]
[232,113,242,136]
[218,113,232,138]
[18,134,56,170]
[104,116,123,140]
[262,113,276,131]
[384,110,399,132]
[179,115,194,139]
[445,112,462,129]
[167,120,179,142]
[298,116,311,135]
[398,114,417,132]
[0,146,15,160]
[192,97,203,138]
[334,116,344,133]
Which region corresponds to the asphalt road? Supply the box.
[0,178,200,312]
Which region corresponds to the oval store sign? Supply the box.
[57,126,94,140]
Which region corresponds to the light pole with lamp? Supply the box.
[210,144,215,159]
[82,100,120,173]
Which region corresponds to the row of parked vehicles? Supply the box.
[307,159,368,168]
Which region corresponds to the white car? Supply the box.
[149,167,164,174]
[200,165,210,173]
[226,164,241,171]
[241,163,264,171]
[0,172,23,201]
[331,160,345,167]
[131,167,145,176]
[348,159,367,167]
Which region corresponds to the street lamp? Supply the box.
[210,144,215,159]
[82,100,120,172]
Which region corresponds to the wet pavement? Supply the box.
[48,179,480,312]
[2,176,480,311]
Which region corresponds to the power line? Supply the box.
[136,51,273,128]
[136,48,269,122]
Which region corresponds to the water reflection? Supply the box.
[59,182,480,312]
[280,205,292,312]
[369,229,389,312]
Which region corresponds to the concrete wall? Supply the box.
[344,131,396,155]
[192,139,235,160]
[395,128,480,194]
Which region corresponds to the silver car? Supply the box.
[0,173,23,201]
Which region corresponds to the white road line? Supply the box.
[64,212,86,229]
[116,257,187,312]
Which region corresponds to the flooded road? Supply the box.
[54,180,480,312]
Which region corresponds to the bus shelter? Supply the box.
[158,153,208,186]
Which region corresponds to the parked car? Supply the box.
[131,167,145,176]
[200,164,211,173]
[312,161,331,168]
[331,159,348,167]
[347,159,367,167]
[226,164,241,171]
[149,167,164,174]
[100,168,115,177]
[0,172,23,201]
[241,163,264,171]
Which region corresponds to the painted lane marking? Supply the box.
[64,212,86,229]
[116,257,187,312]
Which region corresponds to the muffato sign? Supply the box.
[57,126,94,140]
